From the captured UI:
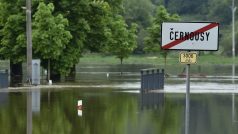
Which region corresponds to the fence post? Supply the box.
[146,70,150,92]
[141,70,144,93]
[156,69,160,89]
[151,69,155,90]
[161,69,164,89]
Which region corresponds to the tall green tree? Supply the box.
[0,0,27,84]
[43,0,90,79]
[0,0,25,62]
[105,15,138,64]
[33,2,72,80]
[144,5,180,66]
[84,0,111,52]
[122,0,154,53]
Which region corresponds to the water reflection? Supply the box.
[27,87,41,134]
[232,64,238,123]
[0,92,8,106]
[185,91,190,134]
[140,92,164,110]
[32,88,41,113]
[1,88,238,133]
[2,62,238,134]
[27,91,32,134]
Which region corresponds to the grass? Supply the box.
[1,54,236,67]
[79,53,238,65]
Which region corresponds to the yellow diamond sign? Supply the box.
[179,52,197,64]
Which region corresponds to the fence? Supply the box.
[140,69,164,93]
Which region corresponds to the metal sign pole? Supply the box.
[185,63,190,134]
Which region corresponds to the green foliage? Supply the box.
[33,3,71,59]
[0,0,25,62]
[104,0,124,13]
[122,0,155,53]
[166,0,232,26]
[123,0,154,27]
[84,1,111,52]
[144,5,179,66]
[104,15,138,64]
[144,5,180,53]
[2,0,237,76]
[167,0,208,15]
[33,2,72,74]
[46,0,90,75]
[207,0,231,25]
[0,14,26,63]
[0,0,138,75]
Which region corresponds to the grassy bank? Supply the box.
[79,53,238,65]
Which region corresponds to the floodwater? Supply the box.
[0,64,238,134]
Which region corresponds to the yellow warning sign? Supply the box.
[179,52,197,64]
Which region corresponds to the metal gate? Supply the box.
[140,69,164,93]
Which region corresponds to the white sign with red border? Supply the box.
[161,22,219,51]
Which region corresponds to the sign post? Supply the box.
[161,22,219,134]
[185,62,190,134]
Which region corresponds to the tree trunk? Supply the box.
[47,59,50,81]
[120,58,123,75]
[164,55,167,69]
[65,65,76,82]
[10,61,23,87]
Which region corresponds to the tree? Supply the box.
[83,1,111,52]
[104,0,124,13]
[33,2,72,80]
[207,0,231,25]
[42,0,90,80]
[144,5,180,66]
[123,0,154,27]
[105,15,138,64]
[0,0,26,85]
[122,0,155,53]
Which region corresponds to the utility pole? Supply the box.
[26,1,32,134]
[232,0,237,61]
[26,0,32,84]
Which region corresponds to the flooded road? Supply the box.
[0,64,238,134]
